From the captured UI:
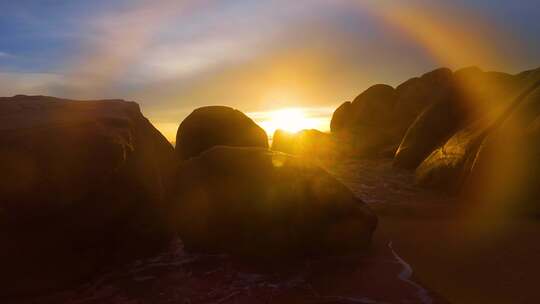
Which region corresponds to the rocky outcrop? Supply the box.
[172,146,377,258]
[271,129,334,158]
[175,106,268,160]
[330,67,539,159]
[0,95,177,295]
[330,69,460,157]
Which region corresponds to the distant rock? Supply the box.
[330,69,459,157]
[271,129,334,158]
[0,95,177,295]
[393,68,455,137]
[330,101,352,133]
[175,106,268,160]
[330,84,398,156]
[172,146,377,258]
[350,84,397,127]
[330,66,540,161]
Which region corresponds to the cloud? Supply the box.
[1,0,539,142]
[0,72,66,96]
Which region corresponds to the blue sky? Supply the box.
[1,0,539,139]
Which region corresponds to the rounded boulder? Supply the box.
[175,106,268,160]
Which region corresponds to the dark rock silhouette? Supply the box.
[330,69,463,157]
[330,84,398,156]
[393,68,455,136]
[0,95,177,295]
[172,146,377,258]
[329,67,536,159]
[329,101,352,133]
[175,106,268,160]
[271,129,334,158]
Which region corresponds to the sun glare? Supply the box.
[255,107,326,136]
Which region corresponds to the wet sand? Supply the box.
[331,158,540,304]
[9,234,444,304]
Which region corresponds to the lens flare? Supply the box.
[253,107,327,136]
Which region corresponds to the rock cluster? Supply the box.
[0,98,377,296]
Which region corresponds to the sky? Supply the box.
[1,0,539,140]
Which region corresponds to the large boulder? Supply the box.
[271,129,335,159]
[393,91,471,170]
[0,95,177,295]
[330,101,352,133]
[330,85,398,156]
[172,146,377,258]
[349,84,397,127]
[175,106,268,160]
[416,76,540,192]
[393,68,455,136]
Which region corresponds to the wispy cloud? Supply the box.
[0,72,65,96]
[0,51,12,58]
[1,0,539,141]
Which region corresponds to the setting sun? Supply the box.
[250,107,331,136]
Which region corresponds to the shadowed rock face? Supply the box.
[416,75,540,195]
[271,129,334,158]
[330,69,458,157]
[172,146,377,259]
[463,84,540,216]
[175,106,268,160]
[330,66,540,162]
[0,95,177,295]
[415,122,489,191]
[393,68,455,135]
[393,88,472,170]
[330,85,398,156]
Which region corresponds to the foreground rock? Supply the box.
[0,95,177,295]
[416,77,540,193]
[271,129,335,158]
[463,83,540,216]
[172,146,377,258]
[175,106,268,160]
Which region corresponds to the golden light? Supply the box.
[252,107,329,136]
